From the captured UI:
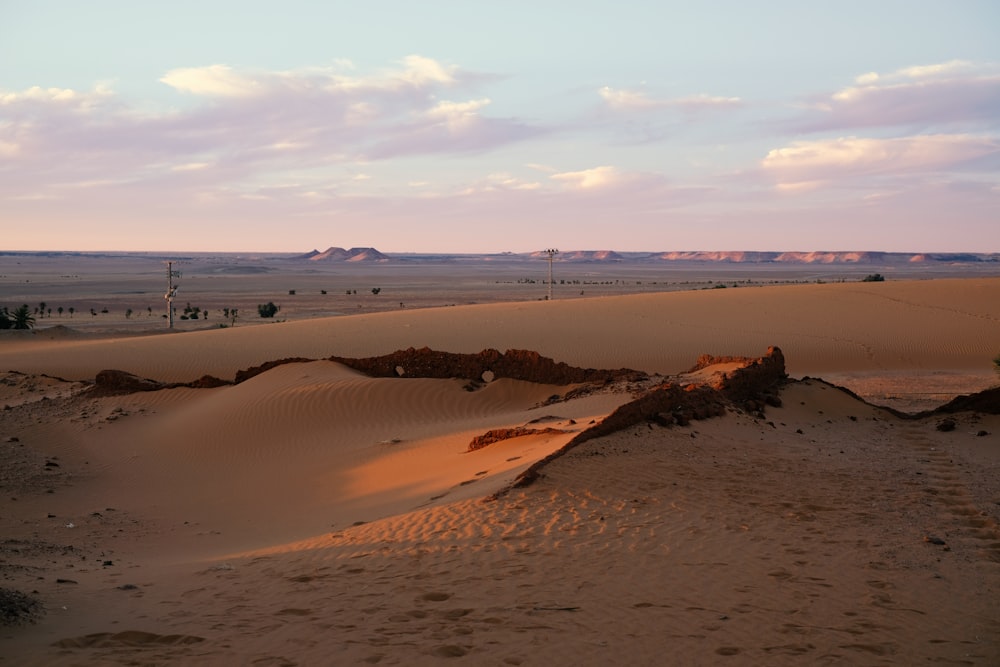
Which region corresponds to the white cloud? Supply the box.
[0,85,78,104]
[160,64,263,97]
[551,165,620,189]
[807,60,1000,130]
[674,94,742,110]
[393,55,456,87]
[762,134,1000,188]
[599,86,660,111]
[426,98,491,129]
[525,162,558,174]
[161,55,459,98]
[0,56,542,197]
[599,86,741,112]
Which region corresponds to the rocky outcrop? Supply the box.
[701,346,787,406]
[233,358,313,384]
[328,347,645,386]
[926,386,1000,416]
[91,370,231,395]
[467,427,567,452]
[92,370,164,396]
[501,348,789,493]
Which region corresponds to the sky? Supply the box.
[1,1,998,253]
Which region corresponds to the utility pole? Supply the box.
[543,248,558,300]
[165,261,181,329]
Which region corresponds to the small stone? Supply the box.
[924,535,946,546]
[936,419,957,432]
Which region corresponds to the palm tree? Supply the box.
[12,304,35,330]
[0,307,11,330]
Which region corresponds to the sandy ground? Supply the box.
[1,277,998,665]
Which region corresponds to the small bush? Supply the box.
[861,273,885,282]
[258,302,279,318]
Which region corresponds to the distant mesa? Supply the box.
[527,250,623,262]
[518,250,999,264]
[295,247,389,262]
[650,251,998,264]
[560,250,624,262]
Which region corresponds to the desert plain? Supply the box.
[1,252,999,665]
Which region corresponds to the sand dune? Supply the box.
[2,278,998,385]
[1,278,999,664]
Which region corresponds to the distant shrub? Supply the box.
[861,273,885,282]
[258,302,279,318]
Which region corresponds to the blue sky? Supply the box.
[2,1,998,252]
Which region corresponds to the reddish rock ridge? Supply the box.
[88,348,644,396]
[90,370,230,396]
[328,347,646,386]
[233,358,314,384]
[467,427,567,452]
[499,347,788,494]
[697,346,787,404]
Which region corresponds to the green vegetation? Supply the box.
[180,303,202,320]
[258,302,279,318]
[0,305,36,330]
[861,273,885,282]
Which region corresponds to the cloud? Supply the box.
[0,56,542,198]
[551,165,621,189]
[426,98,492,129]
[799,60,1000,131]
[599,86,741,113]
[598,87,661,111]
[674,94,743,111]
[160,55,460,98]
[160,65,265,97]
[761,134,1000,189]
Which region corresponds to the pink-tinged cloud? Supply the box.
[551,165,621,189]
[798,61,1000,131]
[598,87,741,113]
[0,56,543,200]
[160,55,461,97]
[761,134,1000,191]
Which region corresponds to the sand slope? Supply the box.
[2,380,997,665]
[2,278,998,384]
[1,278,999,664]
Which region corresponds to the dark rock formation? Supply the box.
[92,370,164,396]
[184,375,231,389]
[502,348,788,493]
[928,386,1000,416]
[233,358,314,384]
[688,346,787,404]
[329,347,645,386]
